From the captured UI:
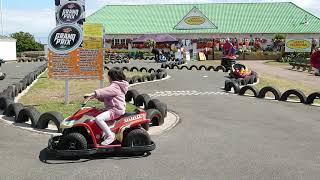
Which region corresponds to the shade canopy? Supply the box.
[132,34,178,43]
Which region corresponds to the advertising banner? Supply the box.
[174,7,217,30]
[48,48,103,80]
[48,24,83,54]
[285,39,312,53]
[55,0,85,26]
[83,23,104,49]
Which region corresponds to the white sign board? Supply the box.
[174,7,217,30]
[285,39,312,53]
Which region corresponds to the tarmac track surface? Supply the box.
[0,62,319,180]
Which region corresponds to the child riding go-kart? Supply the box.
[229,64,252,79]
[46,97,156,158]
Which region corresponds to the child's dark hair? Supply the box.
[108,67,126,81]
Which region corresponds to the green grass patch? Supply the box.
[263,60,290,66]
[256,73,320,103]
[19,71,147,118]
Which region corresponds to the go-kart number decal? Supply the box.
[124,115,142,123]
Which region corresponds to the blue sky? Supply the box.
[1,0,320,43]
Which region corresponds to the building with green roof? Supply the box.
[87,2,320,51]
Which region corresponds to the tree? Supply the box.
[10,31,44,52]
[145,39,156,48]
[272,33,286,52]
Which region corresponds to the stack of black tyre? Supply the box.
[0,63,65,133]
[125,89,167,131]
[224,81,320,106]
[103,66,168,84]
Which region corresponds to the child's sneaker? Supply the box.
[101,133,115,146]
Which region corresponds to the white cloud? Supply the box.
[4,8,56,42]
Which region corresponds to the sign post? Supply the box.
[49,1,104,105]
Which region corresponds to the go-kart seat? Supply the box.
[233,64,246,71]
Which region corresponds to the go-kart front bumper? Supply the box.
[46,136,156,157]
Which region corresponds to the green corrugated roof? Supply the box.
[87,2,320,34]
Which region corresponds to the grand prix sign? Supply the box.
[57,1,84,24]
[285,39,312,52]
[48,24,83,54]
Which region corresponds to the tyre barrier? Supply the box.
[116,66,169,85]
[125,89,167,130]
[17,57,48,63]
[279,89,307,103]
[224,81,319,106]
[104,60,130,64]
[0,63,66,132]
[160,62,231,73]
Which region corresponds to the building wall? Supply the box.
[0,40,17,61]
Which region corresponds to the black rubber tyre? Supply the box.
[132,75,143,83]
[103,66,109,70]
[0,73,6,80]
[19,80,27,90]
[189,65,198,71]
[146,109,164,126]
[126,77,133,84]
[243,75,251,85]
[148,68,156,73]
[215,65,227,72]
[305,92,320,105]
[147,99,167,117]
[134,94,151,108]
[180,65,188,70]
[125,89,139,102]
[0,97,13,111]
[156,72,164,80]
[122,67,130,72]
[123,128,151,148]
[140,67,148,73]
[150,72,157,80]
[280,89,307,103]
[130,67,139,72]
[172,65,179,69]
[247,75,255,84]
[161,63,166,68]
[57,133,87,150]
[206,66,215,71]
[37,111,64,132]
[199,65,207,71]
[13,83,22,94]
[16,106,41,127]
[257,86,282,100]
[235,78,246,86]
[224,80,240,94]
[5,103,24,119]
[141,75,150,82]
[238,86,260,97]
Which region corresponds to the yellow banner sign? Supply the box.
[83,23,104,37]
[83,36,103,49]
[287,40,311,49]
[184,16,205,25]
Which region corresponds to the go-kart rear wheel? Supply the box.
[57,133,87,150]
[123,129,151,155]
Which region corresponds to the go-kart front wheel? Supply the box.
[57,133,88,150]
